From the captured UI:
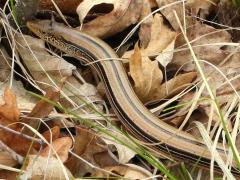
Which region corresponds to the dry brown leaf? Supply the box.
[156,0,217,30]
[39,0,83,15]
[0,87,20,125]
[129,44,195,103]
[77,0,143,38]
[217,0,240,41]
[33,126,61,150]
[0,170,18,180]
[0,46,11,82]
[156,0,184,31]
[155,72,197,101]
[187,0,219,17]
[21,88,60,136]
[42,126,60,144]
[0,151,18,167]
[171,20,231,71]
[0,130,37,156]
[148,0,158,8]
[124,14,177,58]
[40,136,72,162]
[129,44,163,103]
[156,36,175,67]
[0,46,36,111]
[21,155,73,180]
[15,34,102,114]
[15,34,76,90]
[138,0,154,48]
[186,111,211,139]
[101,131,136,164]
[93,164,154,179]
[18,137,72,179]
[0,88,40,155]
[60,81,104,114]
[65,126,117,176]
[196,50,240,105]
[197,93,233,132]
[25,89,60,120]
[213,51,240,96]
[142,14,176,57]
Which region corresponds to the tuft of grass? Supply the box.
[27,90,178,180]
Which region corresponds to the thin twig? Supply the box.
[0,123,43,144]
[0,140,23,163]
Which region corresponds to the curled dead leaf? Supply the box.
[77,0,143,38]
[129,44,196,103]
[141,14,176,57]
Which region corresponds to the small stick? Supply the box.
[0,140,23,163]
[0,124,43,144]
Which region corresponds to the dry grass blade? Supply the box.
[195,122,234,179]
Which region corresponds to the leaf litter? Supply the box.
[1,0,240,179]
